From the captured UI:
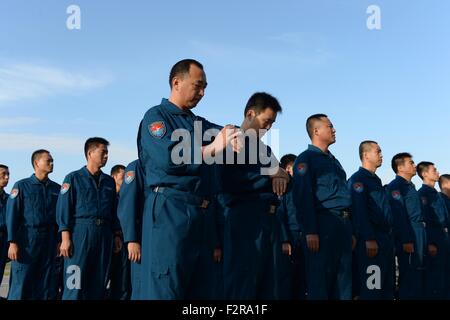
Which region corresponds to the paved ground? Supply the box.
[1,262,10,298]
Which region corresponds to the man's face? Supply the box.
[89,144,109,168]
[316,117,336,145]
[247,108,277,137]
[399,157,416,177]
[175,64,207,109]
[35,153,54,174]
[440,178,450,194]
[365,143,383,168]
[285,162,294,177]
[423,165,440,182]
[0,168,9,189]
[113,169,125,190]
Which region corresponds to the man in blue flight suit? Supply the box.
[348,141,394,300]
[117,159,145,300]
[108,164,131,300]
[292,114,353,300]
[6,150,60,300]
[219,92,289,300]
[0,164,10,292]
[387,153,426,300]
[276,154,306,300]
[137,59,240,299]
[416,162,449,299]
[57,137,123,300]
[440,175,450,213]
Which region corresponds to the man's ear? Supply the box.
[172,76,181,90]
[246,109,256,120]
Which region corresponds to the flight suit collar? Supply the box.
[29,174,49,186]
[441,192,450,201]
[161,98,195,116]
[421,184,437,194]
[358,166,377,178]
[395,175,415,187]
[307,144,335,159]
[81,166,105,184]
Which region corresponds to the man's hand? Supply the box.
[203,125,242,158]
[403,242,414,254]
[428,244,438,257]
[8,242,19,261]
[282,242,292,256]
[271,167,290,197]
[306,234,320,253]
[213,248,222,263]
[128,242,141,262]
[59,231,73,258]
[365,240,378,258]
[114,235,123,253]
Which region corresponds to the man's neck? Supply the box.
[423,179,435,188]
[362,163,377,174]
[168,95,189,111]
[397,172,412,182]
[311,141,329,153]
[35,171,49,182]
[86,164,101,176]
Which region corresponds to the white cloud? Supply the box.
[0,64,112,104]
[0,133,136,163]
[0,117,40,127]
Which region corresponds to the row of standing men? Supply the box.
[1,59,450,299]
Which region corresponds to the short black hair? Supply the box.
[439,174,450,189]
[359,140,378,161]
[169,59,204,89]
[31,149,50,169]
[110,164,125,176]
[84,137,109,159]
[0,164,8,170]
[306,114,328,139]
[416,161,434,180]
[391,152,413,174]
[244,92,282,116]
[280,154,296,169]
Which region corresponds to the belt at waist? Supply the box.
[318,208,351,219]
[153,186,210,209]
[74,217,110,226]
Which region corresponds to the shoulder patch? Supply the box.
[125,171,135,184]
[391,190,401,201]
[353,182,364,193]
[421,197,428,205]
[149,121,166,139]
[60,183,71,195]
[10,188,19,199]
[297,163,307,176]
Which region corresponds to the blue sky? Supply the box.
[0,0,449,189]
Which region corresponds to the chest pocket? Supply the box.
[24,192,44,226]
[315,162,338,201]
[81,187,98,214]
[99,186,114,217]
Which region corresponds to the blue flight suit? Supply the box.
[418,184,449,299]
[348,167,395,300]
[218,139,280,300]
[137,98,221,299]
[0,190,9,288]
[292,144,353,300]
[387,176,426,300]
[56,166,120,300]
[6,175,60,300]
[276,184,306,300]
[108,191,131,300]
[117,159,145,300]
